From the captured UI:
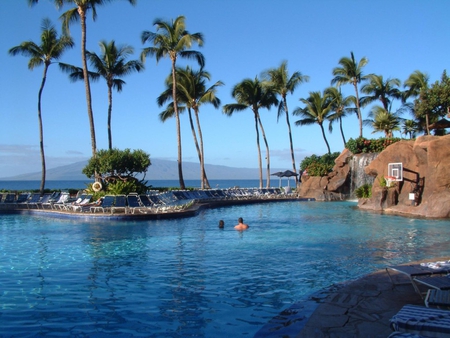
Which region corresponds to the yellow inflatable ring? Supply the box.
[92,181,102,192]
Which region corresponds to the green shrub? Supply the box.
[355,184,372,198]
[345,137,401,154]
[300,152,340,176]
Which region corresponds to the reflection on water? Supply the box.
[0,202,449,337]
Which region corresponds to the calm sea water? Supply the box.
[1,201,450,337]
[0,179,284,191]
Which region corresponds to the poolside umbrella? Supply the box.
[282,170,299,187]
[270,171,284,187]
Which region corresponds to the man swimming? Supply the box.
[234,217,249,231]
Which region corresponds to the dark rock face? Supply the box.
[359,135,450,218]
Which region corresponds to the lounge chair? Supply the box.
[390,304,450,337]
[112,195,127,214]
[25,193,42,209]
[36,193,52,209]
[69,195,92,212]
[3,193,16,204]
[127,194,147,214]
[91,195,115,213]
[386,263,450,295]
[425,289,450,309]
[52,192,71,210]
[16,193,30,208]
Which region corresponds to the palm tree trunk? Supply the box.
[171,59,185,189]
[38,64,48,195]
[320,123,331,154]
[79,8,97,158]
[257,114,270,188]
[283,97,297,184]
[353,82,363,138]
[107,84,113,150]
[339,116,346,146]
[188,108,209,189]
[194,108,210,189]
[254,113,263,189]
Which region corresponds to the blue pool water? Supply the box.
[1,201,450,337]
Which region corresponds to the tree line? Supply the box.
[11,0,449,193]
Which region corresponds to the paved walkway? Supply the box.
[256,258,450,337]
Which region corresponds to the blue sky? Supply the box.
[1,0,449,178]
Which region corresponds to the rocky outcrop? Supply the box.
[358,135,450,218]
[298,149,376,201]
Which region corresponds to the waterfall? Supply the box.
[349,153,378,198]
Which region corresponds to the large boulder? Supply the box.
[358,134,450,218]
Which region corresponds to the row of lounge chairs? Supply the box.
[387,260,450,337]
[0,188,289,214]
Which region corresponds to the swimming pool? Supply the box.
[1,201,450,337]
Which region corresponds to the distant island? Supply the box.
[0,158,285,181]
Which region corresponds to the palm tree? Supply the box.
[331,52,369,137]
[262,61,309,184]
[8,18,74,195]
[364,106,401,138]
[28,0,137,158]
[157,66,223,189]
[293,91,334,154]
[401,119,419,139]
[141,16,204,190]
[360,74,402,111]
[324,86,356,147]
[223,77,278,188]
[403,70,430,133]
[62,40,144,150]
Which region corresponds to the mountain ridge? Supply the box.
[0,158,285,180]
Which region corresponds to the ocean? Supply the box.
[0,178,294,191]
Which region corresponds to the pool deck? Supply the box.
[257,257,449,338]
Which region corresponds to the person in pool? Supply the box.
[218,220,225,229]
[234,217,249,231]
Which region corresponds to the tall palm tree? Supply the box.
[360,74,402,111]
[9,18,74,195]
[62,40,144,150]
[157,66,223,189]
[324,86,356,147]
[331,52,369,137]
[262,61,309,184]
[293,91,334,154]
[364,106,401,138]
[223,77,278,188]
[403,70,430,134]
[141,16,204,190]
[28,0,137,158]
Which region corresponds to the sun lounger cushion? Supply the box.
[390,304,450,337]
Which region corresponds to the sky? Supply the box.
[1,0,449,179]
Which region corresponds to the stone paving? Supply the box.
[297,268,424,337]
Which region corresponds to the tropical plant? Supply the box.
[414,70,450,135]
[141,15,204,190]
[8,18,74,195]
[157,66,223,189]
[324,86,356,147]
[355,184,372,198]
[299,152,340,176]
[364,106,401,138]
[61,40,144,150]
[360,74,402,111]
[345,137,401,154]
[261,61,309,185]
[331,51,369,137]
[223,77,278,188]
[293,90,334,154]
[83,148,151,194]
[28,0,137,158]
